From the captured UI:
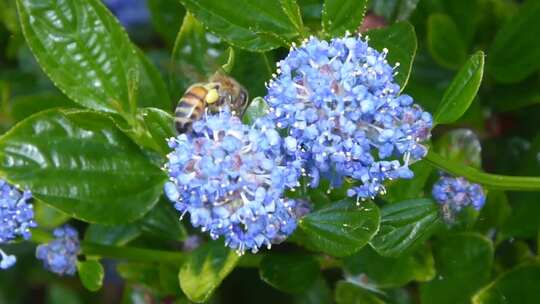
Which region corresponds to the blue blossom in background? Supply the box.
[36,225,80,276]
[163,109,303,254]
[103,0,150,29]
[432,174,486,212]
[0,179,36,270]
[265,34,432,202]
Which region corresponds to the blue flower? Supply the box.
[36,225,80,276]
[0,179,36,270]
[164,109,304,254]
[432,174,486,212]
[264,34,432,202]
[103,0,150,29]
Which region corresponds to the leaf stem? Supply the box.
[425,150,540,191]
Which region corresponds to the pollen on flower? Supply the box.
[264,35,433,202]
[36,225,80,276]
[163,109,304,254]
[0,179,36,270]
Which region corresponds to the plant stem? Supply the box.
[30,229,339,269]
[425,150,540,191]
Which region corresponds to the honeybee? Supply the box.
[174,72,249,133]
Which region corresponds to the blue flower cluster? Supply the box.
[36,225,80,276]
[164,110,303,254]
[0,179,36,270]
[265,35,432,201]
[432,174,486,211]
[103,0,150,29]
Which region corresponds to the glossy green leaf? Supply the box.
[0,109,166,224]
[17,0,136,115]
[179,241,241,303]
[179,0,298,52]
[420,233,494,304]
[367,22,417,90]
[436,129,482,168]
[427,13,467,69]
[299,199,380,257]
[488,0,540,83]
[137,107,175,154]
[322,0,368,37]
[84,223,141,246]
[138,199,187,241]
[77,260,104,292]
[434,51,484,125]
[473,260,540,304]
[259,253,319,294]
[294,276,333,304]
[335,281,385,304]
[344,245,435,288]
[370,198,440,257]
[242,97,269,125]
[117,262,163,293]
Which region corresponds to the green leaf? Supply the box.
[434,51,484,125]
[138,198,187,241]
[147,0,185,47]
[322,0,368,37]
[294,276,333,304]
[84,223,141,246]
[372,0,420,22]
[335,281,385,304]
[135,49,172,111]
[117,262,163,293]
[436,129,482,168]
[488,0,540,83]
[17,0,137,115]
[259,253,319,294]
[299,199,380,257]
[386,161,433,202]
[179,241,241,303]
[367,22,417,91]
[137,107,175,154]
[34,200,70,228]
[420,233,494,304]
[10,92,79,122]
[77,260,104,292]
[0,109,166,224]
[279,0,305,34]
[344,245,435,288]
[178,0,298,52]
[427,13,467,69]
[473,260,540,304]
[242,97,269,125]
[475,191,511,234]
[370,198,440,257]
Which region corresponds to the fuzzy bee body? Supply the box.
[174,73,248,134]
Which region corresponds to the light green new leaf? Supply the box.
[0,109,166,224]
[434,51,484,125]
[179,241,240,303]
[77,260,104,292]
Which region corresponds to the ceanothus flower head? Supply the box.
[0,179,36,270]
[36,225,80,276]
[264,34,432,202]
[163,109,303,254]
[432,174,486,211]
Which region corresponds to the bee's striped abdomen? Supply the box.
[175,86,207,133]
